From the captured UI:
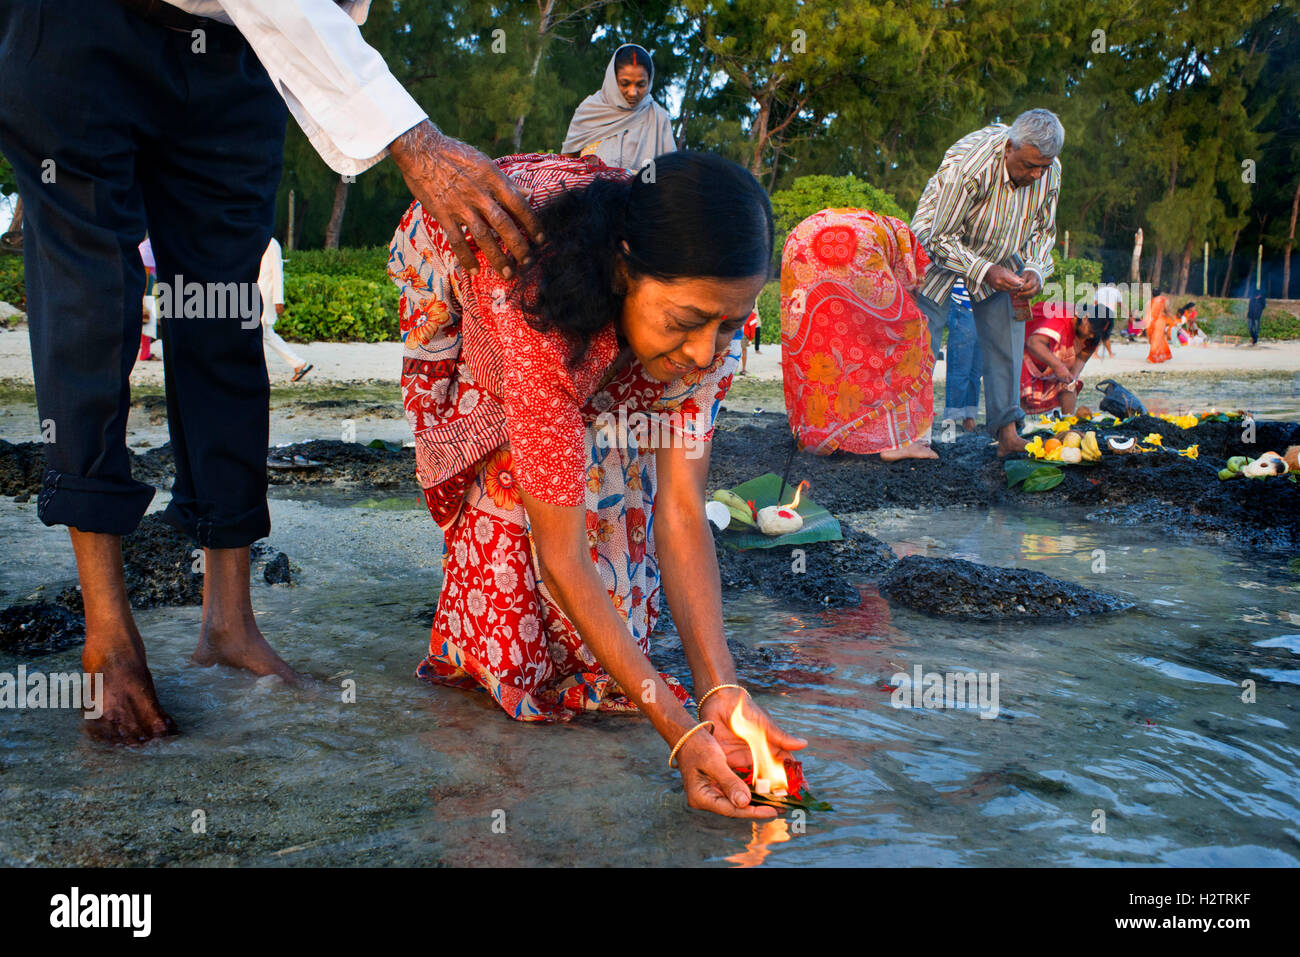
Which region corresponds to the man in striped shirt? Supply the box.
[911,109,1063,456]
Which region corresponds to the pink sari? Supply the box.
[780,208,933,454]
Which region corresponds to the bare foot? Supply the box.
[880,441,939,461]
[83,636,178,744]
[962,417,977,432]
[996,433,1029,458]
[191,611,299,684]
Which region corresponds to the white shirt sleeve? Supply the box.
[166,0,427,175]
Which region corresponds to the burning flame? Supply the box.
[730,699,788,795]
[782,480,809,510]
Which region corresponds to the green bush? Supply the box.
[1197,308,1300,340]
[769,174,909,273]
[1033,250,1103,304]
[755,280,781,345]
[284,245,390,278]
[277,272,399,342]
[0,254,24,312]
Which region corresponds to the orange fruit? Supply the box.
[1043,438,1063,454]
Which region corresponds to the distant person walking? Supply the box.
[911,109,1064,457]
[258,238,311,381]
[1248,286,1266,345]
[561,44,676,172]
[1092,281,1120,357]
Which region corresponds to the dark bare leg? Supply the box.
[71,529,178,743]
[190,546,298,683]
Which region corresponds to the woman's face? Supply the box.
[616,65,650,107]
[617,267,766,383]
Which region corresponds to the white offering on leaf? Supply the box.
[756,481,808,536]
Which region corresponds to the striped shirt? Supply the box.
[911,123,1060,305]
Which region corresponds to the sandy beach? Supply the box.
[1,322,1297,387]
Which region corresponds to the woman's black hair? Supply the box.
[614,44,653,78]
[517,150,774,363]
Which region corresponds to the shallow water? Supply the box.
[2,487,1297,867]
[1126,375,1300,421]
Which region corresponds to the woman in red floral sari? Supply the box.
[389,150,804,818]
[780,208,936,460]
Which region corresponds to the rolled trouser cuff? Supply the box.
[36,469,156,535]
[160,497,269,550]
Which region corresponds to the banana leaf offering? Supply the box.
[709,472,842,551]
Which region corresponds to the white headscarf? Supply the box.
[561,43,676,171]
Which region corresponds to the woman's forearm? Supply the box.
[537,551,698,745]
[655,494,737,695]
[1027,337,1070,379]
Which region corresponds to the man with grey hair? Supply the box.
[911,108,1063,456]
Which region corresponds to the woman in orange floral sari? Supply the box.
[781,208,935,459]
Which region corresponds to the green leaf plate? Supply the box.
[716,472,842,551]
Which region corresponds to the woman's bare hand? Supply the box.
[700,689,808,771]
[676,727,777,819]
[389,121,544,279]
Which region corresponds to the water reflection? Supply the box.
[727,818,792,868]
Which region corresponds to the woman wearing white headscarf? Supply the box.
[561,43,676,172]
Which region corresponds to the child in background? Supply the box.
[1021,300,1113,414]
[137,238,159,361]
[739,308,760,374]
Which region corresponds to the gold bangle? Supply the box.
[695,683,746,720]
[668,720,714,769]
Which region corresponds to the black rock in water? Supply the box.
[120,514,204,608]
[0,602,85,656]
[263,551,292,585]
[0,440,45,498]
[713,527,898,609]
[879,555,1133,621]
